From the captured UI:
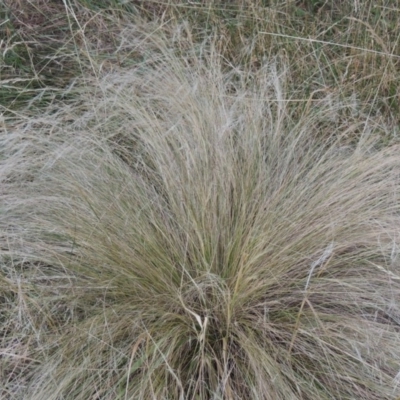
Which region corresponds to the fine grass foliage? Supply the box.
[3,0,400,134]
[1,27,400,399]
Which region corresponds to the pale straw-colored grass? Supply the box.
[1,27,400,399]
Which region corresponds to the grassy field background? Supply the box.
[1,1,400,399]
[2,1,400,131]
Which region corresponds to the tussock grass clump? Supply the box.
[1,34,400,399]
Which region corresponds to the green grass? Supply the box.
[2,1,400,128]
[1,2,400,399]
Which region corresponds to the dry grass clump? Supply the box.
[1,30,400,399]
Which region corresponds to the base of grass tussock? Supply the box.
[1,24,400,398]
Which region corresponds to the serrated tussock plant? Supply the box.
[1,33,400,400]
